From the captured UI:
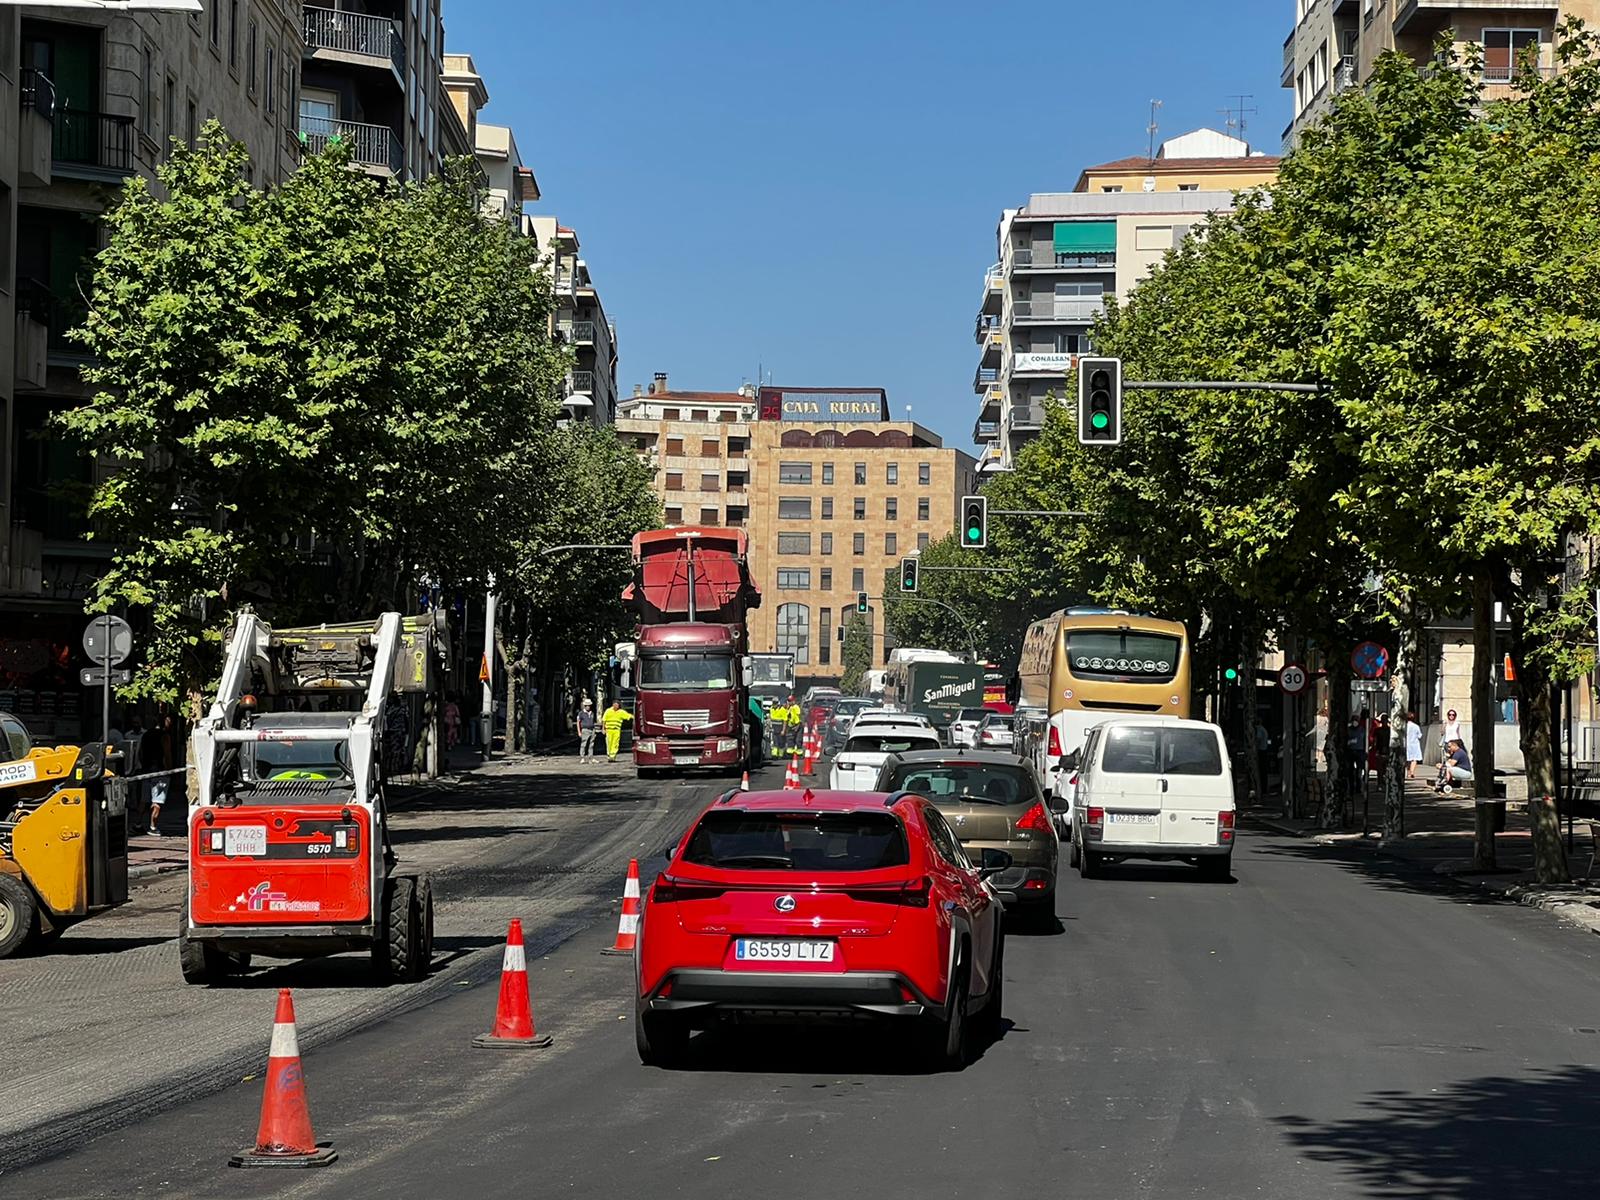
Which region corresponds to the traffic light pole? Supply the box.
[873,593,979,662]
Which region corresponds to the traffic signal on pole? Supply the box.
[900,557,919,593]
[1223,666,1240,683]
[856,591,869,614]
[960,495,987,550]
[1077,356,1122,446]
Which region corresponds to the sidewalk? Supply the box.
[1248,780,1600,938]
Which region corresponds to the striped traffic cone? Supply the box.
[740,770,751,791]
[473,919,552,1048]
[230,989,337,1168]
[784,752,800,789]
[802,731,817,776]
[601,859,642,956]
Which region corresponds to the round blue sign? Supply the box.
[1350,640,1389,680]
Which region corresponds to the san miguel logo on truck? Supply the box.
[230,880,322,914]
[923,681,980,704]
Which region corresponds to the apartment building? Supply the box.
[614,375,759,528]
[525,214,619,425]
[1282,0,1600,146]
[746,390,979,679]
[300,0,452,182]
[975,130,1278,468]
[439,53,539,222]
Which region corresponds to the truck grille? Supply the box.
[662,709,713,728]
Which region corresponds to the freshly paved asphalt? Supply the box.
[6,759,1600,1200]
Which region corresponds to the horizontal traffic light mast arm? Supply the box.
[988,508,1098,518]
[1122,380,1322,393]
[866,594,979,660]
[919,566,1016,574]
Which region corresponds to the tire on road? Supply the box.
[177,910,225,985]
[1066,830,1080,869]
[0,873,39,959]
[373,874,418,985]
[411,874,435,981]
[1078,845,1102,879]
[635,1001,689,1067]
[923,957,973,1071]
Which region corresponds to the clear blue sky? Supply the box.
[446,0,1291,448]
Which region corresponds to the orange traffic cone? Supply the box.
[601,860,642,956]
[802,731,817,776]
[740,770,751,791]
[230,989,337,1168]
[473,919,552,1048]
[784,752,800,789]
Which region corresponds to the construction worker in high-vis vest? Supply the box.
[601,699,633,762]
[782,694,803,757]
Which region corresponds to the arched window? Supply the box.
[776,603,810,665]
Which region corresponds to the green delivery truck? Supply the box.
[882,657,984,737]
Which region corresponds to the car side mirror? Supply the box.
[1047,793,1069,813]
[976,847,1013,878]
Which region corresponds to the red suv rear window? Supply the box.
[683,811,910,871]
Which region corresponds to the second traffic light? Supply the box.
[1077,356,1122,446]
[900,556,919,592]
[856,591,870,614]
[960,495,987,550]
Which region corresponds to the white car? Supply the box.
[829,722,941,790]
[975,713,1016,750]
[947,708,988,749]
[1071,717,1236,881]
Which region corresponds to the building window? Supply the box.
[1177,183,1198,192]
[853,497,866,520]
[211,1,221,45]
[141,44,155,135]
[779,462,813,484]
[248,17,257,94]
[265,45,275,114]
[822,462,834,485]
[1483,29,1542,82]
[665,472,684,490]
[661,408,680,420]
[819,567,833,591]
[917,497,930,521]
[819,609,832,666]
[851,568,865,591]
[885,498,897,520]
[229,0,239,68]
[854,462,866,485]
[778,533,811,555]
[287,65,297,122]
[187,96,197,147]
[700,473,719,491]
[700,507,718,525]
[665,436,683,455]
[776,603,810,665]
[853,533,865,556]
[719,410,737,422]
[701,438,719,457]
[164,77,176,155]
[886,463,899,485]
[821,533,833,555]
[885,533,897,555]
[691,409,708,421]
[778,498,813,520]
[918,462,930,485]
[821,497,834,520]
[1101,185,1123,193]
[665,505,682,524]
[776,569,811,590]
[918,533,930,550]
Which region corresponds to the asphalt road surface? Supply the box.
[6,754,1600,1200]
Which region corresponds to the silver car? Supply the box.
[947,708,988,749]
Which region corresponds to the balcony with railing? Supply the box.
[1010,247,1116,272]
[1008,404,1046,434]
[1012,296,1106,323]
[561,320,597,345]
[973,312,1000,344]
[566,369,595,395]
[299,115,403,176]
[979,264,1003,315]
[18,68,54,188]
[972,418,1000,444]
[52,107,134,178]
[1333,54,1357,93]
[972,365,999,394]
[303,6,405,82]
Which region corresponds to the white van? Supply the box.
[1070,717,1236,881]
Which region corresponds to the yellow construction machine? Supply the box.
[0,742,129,957]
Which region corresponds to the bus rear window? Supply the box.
[1066,631,1180,683]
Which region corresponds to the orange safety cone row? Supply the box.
[230,989,337,1169]
[784,752,801,789]
[802,730,817,776]
[601,860,642,956]
[473,918,552,1048]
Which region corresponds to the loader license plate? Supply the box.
[224,825,268,856]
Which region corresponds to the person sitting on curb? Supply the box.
[1437,739,1473,794]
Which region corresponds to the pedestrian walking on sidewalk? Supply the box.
[142,713,175,837]
[1405,711,1423,780]
[601,699,632,762]
[577,698,597,762]
[1441,709,1463,757]
[444,693,462,750]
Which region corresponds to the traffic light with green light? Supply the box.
[900,556,919,593]
[1223,666,1241,683]
[856,591,869,614]
[959,495,987,550]
[1077,356,1122,446]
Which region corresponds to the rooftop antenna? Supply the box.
[905,404,913,424]
[1146,98,1163,160]
[1219,94,1258,140]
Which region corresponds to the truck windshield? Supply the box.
[749,658,791,686]
[639,653,735,690]
[246,737,351,781]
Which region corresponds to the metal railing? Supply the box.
[299,115,402,174]
[54,108,133,171]
[1334,55,1357,93]
[563,320,597,344]
[1009,405,1046,432]
[20,67,55,118]
[303,6,405,76]
[1012,298,1106,322]
[567,370,595,393]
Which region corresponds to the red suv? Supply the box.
[635,788,1008,1069]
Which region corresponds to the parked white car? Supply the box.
[975,712,1016,750]
[948,708,988,749]
[1071,717,1236,881]
[829,722,941,790]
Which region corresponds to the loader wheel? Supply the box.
[0,875,38,959]
[411,875,435,981]
[177,911,223,985]
[373,875,417,984]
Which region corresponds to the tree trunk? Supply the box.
[1382,615,1414,845]
[1320,657,1350,829]
[1238,621,1264,806]
[1503,579,1571,884]
[1470,570,1498,871]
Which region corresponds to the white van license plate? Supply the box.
[736,939,834,962]
[1107,812,1157,824]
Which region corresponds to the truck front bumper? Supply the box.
[633,736,741,768]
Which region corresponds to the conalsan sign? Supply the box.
[759,388,887,422]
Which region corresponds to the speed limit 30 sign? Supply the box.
[1278,664,1309,695]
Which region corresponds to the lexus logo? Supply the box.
[773,894,797,913]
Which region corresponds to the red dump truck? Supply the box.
[623,527,762,777]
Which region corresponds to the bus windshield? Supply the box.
[1066,630,1181,684]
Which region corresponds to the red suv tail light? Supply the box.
[1217,811,1235,845]
[1085,806,1105,842]
[1048,725,1063,757]
[651,874,727,904]
[847,877,932,907]
[1015,801,1052,833]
